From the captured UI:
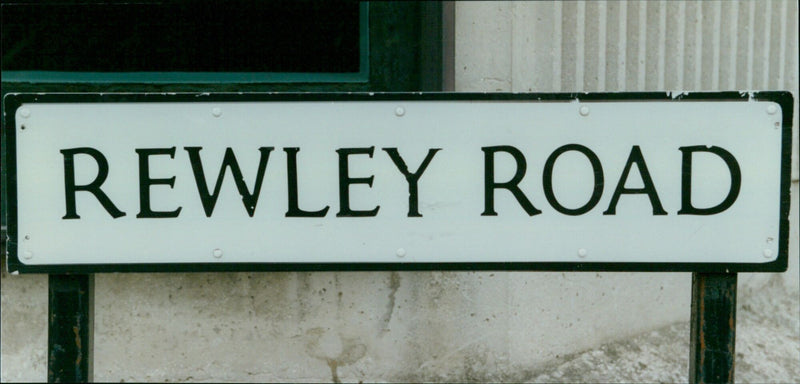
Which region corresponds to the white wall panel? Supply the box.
[459,0,798,177]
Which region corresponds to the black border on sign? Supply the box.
[2,91,794,274]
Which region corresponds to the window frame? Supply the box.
[2,3,372,84]
[0,2,443,92]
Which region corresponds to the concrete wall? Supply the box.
[2,1,798,382]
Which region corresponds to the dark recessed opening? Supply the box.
[1,1,361,73]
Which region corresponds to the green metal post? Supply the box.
[689,272,737,384]
[48,274,93,383]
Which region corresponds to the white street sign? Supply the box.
[4,93,792,272]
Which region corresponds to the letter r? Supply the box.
[61,147,126,219]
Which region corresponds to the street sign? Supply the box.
[2,92,793,273]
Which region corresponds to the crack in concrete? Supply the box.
[380,272,401,334]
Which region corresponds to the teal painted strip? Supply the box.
[1,71,368,84]
[360,2,370,78]
[1,4,370,84]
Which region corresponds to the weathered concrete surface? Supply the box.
[527,273,800,383]
[529,262,799,383]
[84,271,692,382]
[0,257,47,382]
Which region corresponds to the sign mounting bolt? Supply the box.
[579,106,590,116]
[212,107,222,117]
[212,248,223,258]
[577,248,588,258]
[396,248,406,258]
[395,106,405,117]
[23,251,33,260]
[766,104,777,115]
[19,108,31,118]
[762,249,773,259]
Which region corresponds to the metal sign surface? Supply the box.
[2,92,793,273]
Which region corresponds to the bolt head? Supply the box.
[577,248,588,258]
[579,106,590,116]
[212,248,223,258]
[395,106,405,117]
[396,248,406,257]
[766,104,778,115]
[212,107,222,117]
[19,108,31,118]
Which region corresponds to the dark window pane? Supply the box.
[1,1,361,73]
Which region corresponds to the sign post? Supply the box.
[2,92,792,382]
[48,274,93,383]
[690,273,738,384]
